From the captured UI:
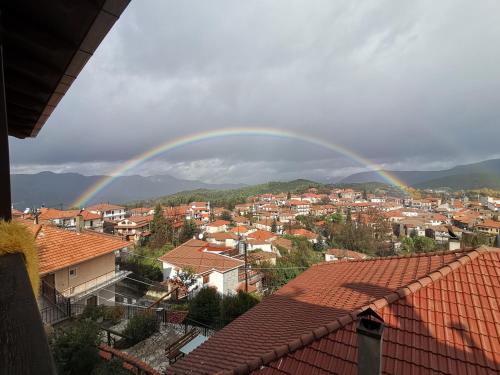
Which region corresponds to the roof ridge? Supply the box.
[230,247,489,375]
[311,247,475,267]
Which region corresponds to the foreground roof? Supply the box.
[22,221,128,274]
[169,247,500,374]
[158,239,243,275]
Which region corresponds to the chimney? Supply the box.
[76,214,84,232]
[357,308,384,375]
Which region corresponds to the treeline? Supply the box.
[131,179,324,209]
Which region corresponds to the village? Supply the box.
[10,185,500,373]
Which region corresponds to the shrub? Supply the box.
[51,320,100,375]
[120,312,159,348]
[221,290,260,325]
[81,305,106,321]
[103,305,124,324]
[188,286,221,326]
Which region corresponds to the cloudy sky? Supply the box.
[9,0,500,184]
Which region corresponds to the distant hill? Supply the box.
[143,179,324,208]
[340,159,500,190]
[10,172,244,209]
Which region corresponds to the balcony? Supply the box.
[61,269,132,303]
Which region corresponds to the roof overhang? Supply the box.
[2,0,130,138]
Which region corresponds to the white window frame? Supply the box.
[69,267,78,279]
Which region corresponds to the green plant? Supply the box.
[103,305,124,324]
[81,305,106,321]
[51,320,100,375]
[120,312,159,348]
[220,291,260,325]
[188,286,221,326]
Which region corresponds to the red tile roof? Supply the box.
[39,207,80,220]
[21,221,129,275]
[477,219,500,229]
[326,248,367,260]
[158,239,243,275]
[246,230,276,242]
[288,228,317,240]
[169,247,500,374]
[207,220,231,227]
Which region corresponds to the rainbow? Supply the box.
[72,127,408,207]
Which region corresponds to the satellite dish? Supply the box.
[198,233,203,240]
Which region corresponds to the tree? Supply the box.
[346,209,352,223]
[413,237,436,253]
[176,266,198,293]
[362,189,368,200]
[220,291,260,325]
[271,218,277,233]
[188,287,222,326]
[287,191,291,200]
[51,320,100,375]
[220,210,233,222]
[180,219,197,242]
[150,204,168,249]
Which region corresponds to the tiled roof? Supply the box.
[207,220,231,227]
[85,203,125,211]
[477,219,500,229]
[246,230,276,242]
[21,221,128,274]
[79,210,101,221]
[169,248,500,374]
[288,228,317,239]
[39,207,80,220]
[326,248,367,260]
[206,232,239,241]
[158,239,243,275]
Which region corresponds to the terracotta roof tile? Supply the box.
[169,248,500,374]
[158,239,243,274]
[20,220,129,274]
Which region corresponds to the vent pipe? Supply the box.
[357,308,384,375]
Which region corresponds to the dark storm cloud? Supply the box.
[9,0,500,182]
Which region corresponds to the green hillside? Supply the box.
[415,172,500,190]
[135,179,324,208]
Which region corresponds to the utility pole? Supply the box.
[239,236,248,292]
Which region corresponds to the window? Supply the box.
[69,267,77,278]
[203,274,210,284]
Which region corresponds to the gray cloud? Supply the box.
[9,0,500,183]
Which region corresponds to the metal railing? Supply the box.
[61,269,131,300]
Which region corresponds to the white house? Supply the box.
[86,203,126,221]
[324,248,367,262]
[158,239,244,295]
[205,219,230,234]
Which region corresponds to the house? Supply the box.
[205,219,231,234]
[129,207,154,216]
[38,208,80,228]
[271,237,293,254]
[475,219,500,235]
[288,200,310,215]
[22,221,131,314]
[169,247,500,374]
[246,230,277,243]
[325,248,367,261]
[86,203,126,221]
[79,210,103,231]
[115,215,153,243]
[288,228,318,243]
[188,201,211,222]
[205,232,239,248]
[158,239,244,295]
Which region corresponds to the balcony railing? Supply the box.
[61,269,131,302]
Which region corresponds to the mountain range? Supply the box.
[340,158,500,190]
[10,172,244,210]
